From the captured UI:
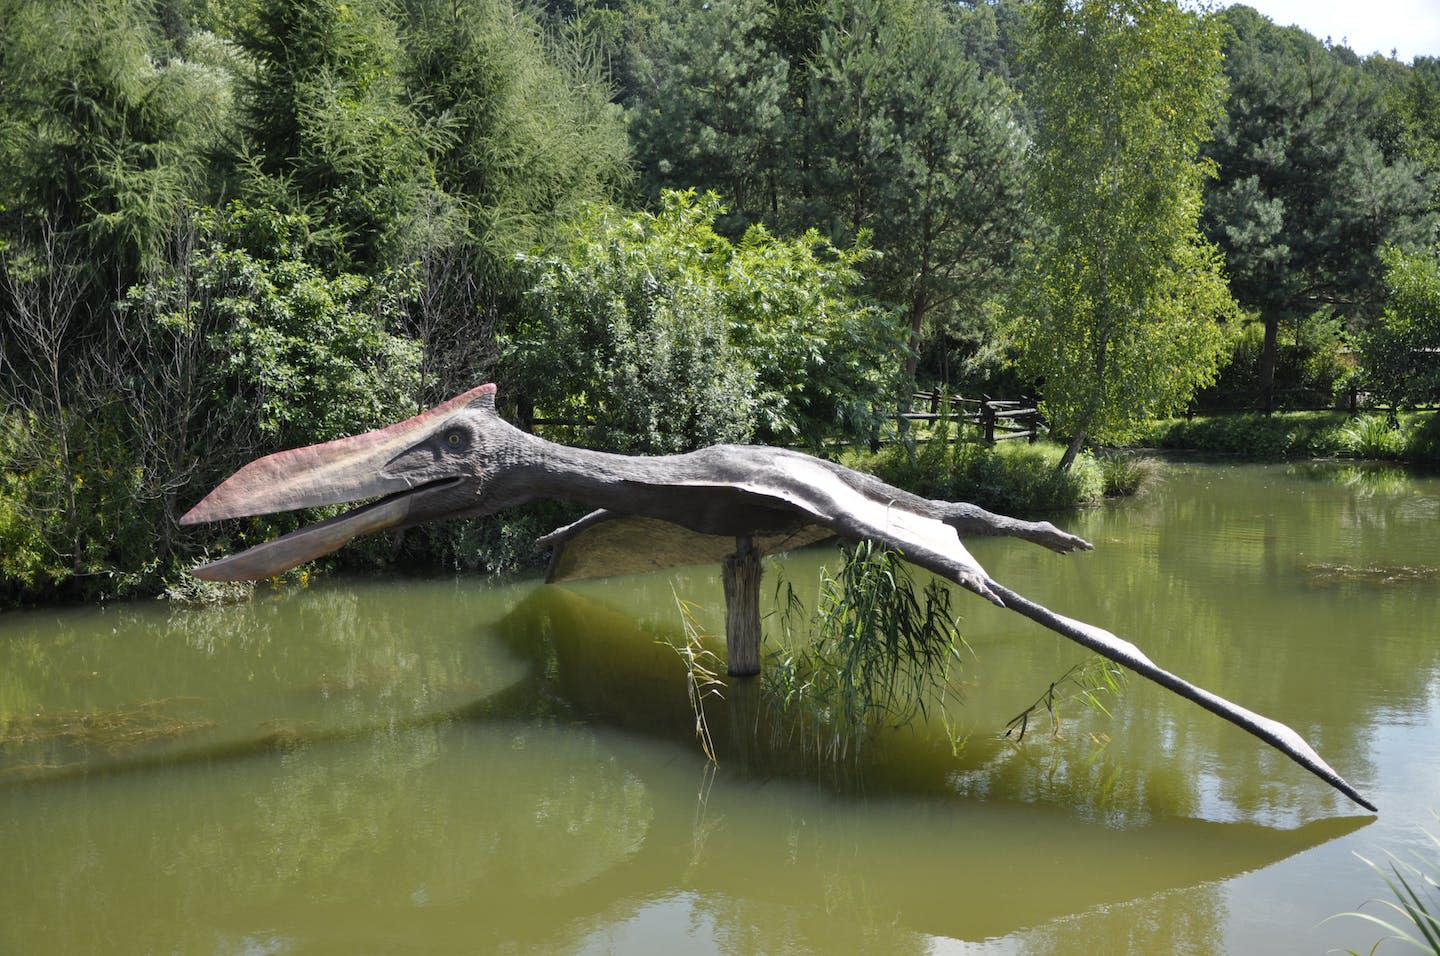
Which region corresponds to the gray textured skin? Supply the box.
[182,384,1376,813]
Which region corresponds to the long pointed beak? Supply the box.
[190,479,461,581]
[180,385,494,525]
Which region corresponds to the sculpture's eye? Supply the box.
[446,431,462,447]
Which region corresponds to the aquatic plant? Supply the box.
[1339,821,1440,955]
[1097,452,1163,498]
[1003,658,1128,742]
[0,698,216,760]
[762,541,967,763]
[1340,415,1407,460]
[664,591,727,763]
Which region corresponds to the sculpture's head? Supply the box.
[180,384,504,581]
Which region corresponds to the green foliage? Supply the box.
[0,0,230,295]
[803,0,1028,374]
[402,0,630,284]
[667,591,727,763]
[1143,411,1440,464]
[1371,55,1440,204]
[1011,0,1237,454]
[231,0,448,273]
[764,540,967,762]
[627,0,790,232]
[1147,412,1353,459]
[1204,7,1436,411]
[1197,312,1349,411]
[509,190,901,453]
[0,405,166,603]
[1339,415,1408,460]
[623,0,1029,380]
[1003,658,1127,742]
[1361,244,1440,408]
[1338,820,1440,956]
[1096,453,1162,499]
[123,202,423,447]
[844,435,1106,516]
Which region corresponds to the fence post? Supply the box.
[981,397,996,445]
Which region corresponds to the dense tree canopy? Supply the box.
[1361,243,1440,407]
[625,0,1028,388]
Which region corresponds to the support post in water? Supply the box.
[723,536,762,676]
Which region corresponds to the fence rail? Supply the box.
[898,391,1045,445]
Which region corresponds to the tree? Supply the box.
[0,0,227,303]
[399,0,631,399]
[1203,6,1435,413]
[1012,0,1237,469]
[804,0,1028,385]
[1360,243,1440,407]
[231,0,446,274]
[618,0,1029,390]
[626,0,792,233]
[1370,55,1440,204]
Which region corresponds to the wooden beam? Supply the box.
[723,536,763,677]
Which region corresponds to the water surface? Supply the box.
[2,460,1437,953]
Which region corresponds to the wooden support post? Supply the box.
[723,536,762,677]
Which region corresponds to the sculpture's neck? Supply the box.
[491,424,699,513]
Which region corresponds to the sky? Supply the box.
[1225,0,1440,64]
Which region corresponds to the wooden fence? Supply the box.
[899,391,1045,445]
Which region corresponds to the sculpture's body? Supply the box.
[182,384,1376,812]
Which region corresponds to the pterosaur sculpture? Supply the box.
[181,383,1376,812]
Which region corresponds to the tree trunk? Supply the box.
[1258,314,1279,415]
[722,536,762,676]
[1056,429,1088,472]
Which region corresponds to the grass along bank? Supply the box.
[843,436,1154,517]
[1142,411,1440,464]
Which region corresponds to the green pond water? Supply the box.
[2,460,1438,954]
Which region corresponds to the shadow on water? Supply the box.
[472,583,1373,947]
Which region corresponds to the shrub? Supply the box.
[1338,415,1406,460]
[508,190,903,454]
[845,436,1107,515]
[1145,411,1440,464]
[1098,453,1163,497]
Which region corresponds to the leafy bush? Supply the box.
[1145,412,1354,458]
[508,190,902,454]
[1194,312,1349,411]
[845,433,1106,516]
[1361,244,1440,409]
[1145,411,1440,463]
[1339,415,1407,460]
[1097,453,1163,498]
[1405,413,1440,464]
[124,202,423,449]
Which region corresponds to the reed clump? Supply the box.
[762,540,968,764]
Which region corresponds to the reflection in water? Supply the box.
[1,461,1437,953]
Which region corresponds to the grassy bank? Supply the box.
[842,437,1149,516]
[1142,410,1440,464]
